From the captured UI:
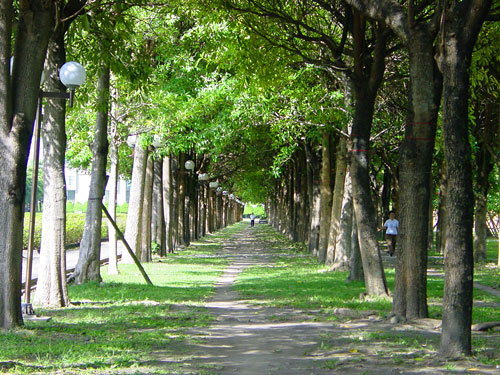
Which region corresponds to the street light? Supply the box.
[23,61,86,315]
[185,160,195,171]
[209,181,219,189]
[198,173,209,182]
[152,135,164,148]
[126,134,138,148]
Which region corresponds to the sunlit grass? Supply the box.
[236,225,500,324]
[0,226,236,374]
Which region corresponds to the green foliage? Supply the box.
[116,202,129,214]
[22,213,126,250]
[243,203,265,217]
[25,166,44,210]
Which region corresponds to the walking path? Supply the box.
[181,226,335,374]
[152,224,500,375]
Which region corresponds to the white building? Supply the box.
[65,167,130,205]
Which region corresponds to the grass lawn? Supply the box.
[3,222,500,373]
[234,225,500,365]
[0,226,238,374]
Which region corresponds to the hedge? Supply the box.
[23,212,127,250]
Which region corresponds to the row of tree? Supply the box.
[2,0,500,362]
[235,0,499,359]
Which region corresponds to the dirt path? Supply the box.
[155,224,500,375]
[182,226,335,375]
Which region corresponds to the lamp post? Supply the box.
[185,160,195,171]
[23,62,86,313]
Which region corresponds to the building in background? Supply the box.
[65,167,130,206]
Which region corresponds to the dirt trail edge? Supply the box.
[164,224,500,375]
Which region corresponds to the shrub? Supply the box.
[117,202,129,214]
[23,212,127,250]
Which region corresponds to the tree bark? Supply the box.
[436,161,448,254]
[177,153,187,247]
[318,130,332,263]
[106,85,119,275]
[342,0,442,318]
[473,127,493,263]
[393,28,442,319]
[170,155,179,250]
[34,28,70,307]
[349,14,388,296]
[436,0,491,357]
[348,206,363,282]
[305,141,321,256]
[140,154,153,262]
[0,0,53,329]
[152,155,166,256]
[162,156,174,253]
[332,168,352,271]
[123,142,147,263]
[74,64,110,284]
[326,134,348,266]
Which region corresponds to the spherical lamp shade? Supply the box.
[209,181,219,189]
[152,136,162,148]
[222,191,228,196]
[185,160,195,170]
[229,194,235,200]
[198,173,209,181]
[59,62,86,89]
[127,134,137,148]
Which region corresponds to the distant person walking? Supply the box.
[250,213,255,227]
[383,211,399,256]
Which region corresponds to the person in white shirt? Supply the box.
[250,213,256,227]
[383,211,399,256]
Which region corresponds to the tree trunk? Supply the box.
[333,169,353,271]
[162,156,174,253]
[177,153,187,247]
[393,28,442,319]
[349,15,388,296]
[106,86,119,275]
[473,134,493,263]
[318,130,332,263]
[296,147,308,242]
[348,207,363,282]
[326,134,348,266]
[305,141,321,256]
[170,155,179,251]
[74,64,110,284]
[123,142,147,263]
[152,156,166,256]
[436,162,448,254]
[436,1,491,357]
[0,0,53,329]
[34,29,70,307]
[140,155,153,262]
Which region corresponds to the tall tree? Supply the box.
[73,63,110,283]
[343,0,443,318]
[0,0,54,328]
[123,141,147,263]
[435,0,492,357]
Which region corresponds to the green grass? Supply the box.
[235,225,500,324]
[5,222,500,373]
[0,226,237,374]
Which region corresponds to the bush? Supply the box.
[66,201,75,213]
[117,202,129,214]
[23,212,127,250]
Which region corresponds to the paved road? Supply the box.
[21,241,122,282]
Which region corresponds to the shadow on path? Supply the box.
[150,223,500,375]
